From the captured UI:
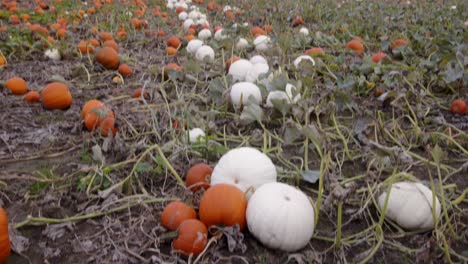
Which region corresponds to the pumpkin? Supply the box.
[186,39,203,55]
[166,47,178,56]
[371,52,387,63]
[132,87,149,99]
[94,47,120,70]
[84,106,115,132]
[103,40,119,52]
[228,59,253,82]
[225,56,240,72]
[187,128,205,143]
[198,29,212,40]
[41,82,72,110]
[230,82,262,107]
[450,99,466,114]
[161,201,197,231]
[299,27,310,36]
[0,53,6,67]
[167,36,181,49]
[24,91,40,103]
[346,39,364,55]
[195,45,215,63]
[172,219,208,255]
[186,163,212,191]
[266,83,301,107]
[304,47,325,56]
[77,40,94,54]
[210,147,276,196]
[5,77,28,95]
[82,99,104,119]
[391,38,408,50]
[0,208,11,264]
[118,63,132,77]
[236,38,249,50]
[251,26,266,37]
[253,35,271,52]
[377,181,441,230]
[245,63,269,83]
[99,31,114,42]
[199,184,247,230]
[292,15,304,27]
[247,182,315,251]
[100,116,117,137]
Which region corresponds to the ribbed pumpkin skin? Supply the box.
[172,219,208,255]
[41,82,73,110]
[199,184,247,230]
[94,47,119,70]
[0,208,11,264]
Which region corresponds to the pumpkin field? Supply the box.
[0,0,467,263]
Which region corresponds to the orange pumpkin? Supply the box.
[346,39,364,55]
[391,38,408,50]
[186,163,212,191]
[305,47,325,56]
[166,36,181,49]
[132,87,149,99]
[5,77,28,95]
[99,31,114,42]
[172,219,208,256]
[118,63,132,77]
[292,15,304,27]
[199,184,247,230]
[0,53,6,67]
[41,82,72,110]
[94,47,120,70]
[82,99,104,119]
[77,40,94,54]
[24,91,40,103]
[84,106,114,131]
[166,46,177,56]
[103,40,119,52]
[100,116,117,136]
[161,201,197,231]
[0,208,11,264]
[251,26,266,37]
[371,52,387,63]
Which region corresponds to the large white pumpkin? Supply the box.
[377,181,441,230]
[228,59,254,82]
[230,82,262,107]
[247,182,315,251]
[210,147,276,195]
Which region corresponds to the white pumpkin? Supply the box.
[186,39,203,55]
[299,27,310,36]
[293,55,315,68]
[230,82,262,107]
[249,55,267,65]
[187,128,206,143]
[247,182,315,251]
[214,29,227,41]
[228,59,253,82]
[236,38,249,50]
[198,29,212,40]
[265,91,289,107]
[183,19,195,31]
[211,147,277,195]
[178,11,188,21]
[195,45,215,63]
[245,63,269,83]
[44,48,61,61]
[377,181,441,230]
[253,35,271,52]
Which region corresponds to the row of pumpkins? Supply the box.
[156,147,442,256]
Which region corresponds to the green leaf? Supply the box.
[240,99,263,124]
[135,162,152,173]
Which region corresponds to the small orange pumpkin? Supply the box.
[118,64,132,77]
[346,39,364,55]
[186,163,212,191]
[103,40,119,52]
[24,91,40,103]
[99,31,114,42]
[161,201,197,231]
[132,87,149,99]
[305,47,325,56]
[166,36,181,49]
[391,38,408,50]
[0,53,6,67]
[5,77,28,95]
[94,47,120,70]
[100,116,117,136]
[371,52,387,63]
[41,82,72,110]
[84,106,114,131]
[82,99,104,119]
[199,184,247,230]
[0,208,11,264]
[166,47,177,56]
[172,219,208,256]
